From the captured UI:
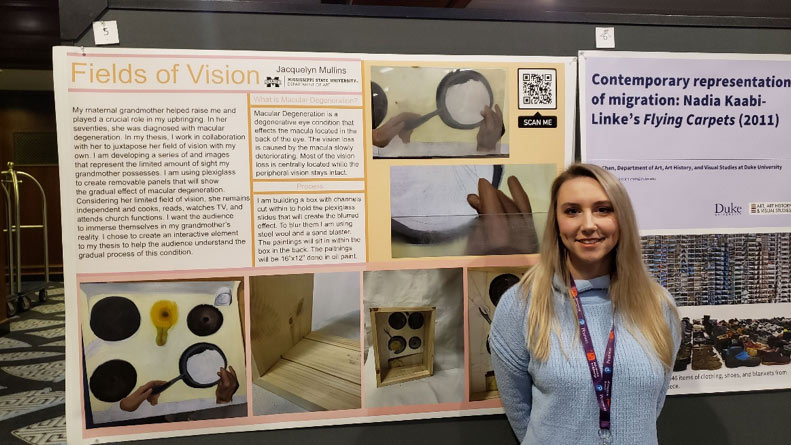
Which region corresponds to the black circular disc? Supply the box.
[489,274,520,307]
[371,81,388,129]
[389,336,406,354]
[408,336,422,349]
[179,342,228,388]
[436,70,494,130]
[187,305,224,336]
[388,312,407,330]
[408,312,425,330]
[90,296,141,342]
[90,359,137,403]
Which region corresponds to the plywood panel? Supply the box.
[257,355,361,411]
[250,274,313,376]
[306,331,359,351]
[283,337,360,385]
[381,364,432,386]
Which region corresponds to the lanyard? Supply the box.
[569,275,615,444]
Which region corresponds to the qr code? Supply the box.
[517,68,557,110]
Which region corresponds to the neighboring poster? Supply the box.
[54,47,575,443]
[580,51,791,395]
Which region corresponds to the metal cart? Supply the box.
[2,162,54,316]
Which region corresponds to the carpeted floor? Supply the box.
[0,286,66,444]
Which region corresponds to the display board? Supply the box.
[53,5,791,444]
[580,51,791,394]
[53,46,575,443]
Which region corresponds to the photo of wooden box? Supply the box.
[468,267,527,401]
[250,274,361,412]
[370,306,435,387]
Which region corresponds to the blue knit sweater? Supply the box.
[490,275,679,445]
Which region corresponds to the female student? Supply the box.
[490,163,680,444]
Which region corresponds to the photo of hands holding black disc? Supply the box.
[116,343,238,413]
[390,164,550,257]
[87,298,239,412]
[370,66,508,158]
[81,281,246,426]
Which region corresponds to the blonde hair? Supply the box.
[523,163,679,370]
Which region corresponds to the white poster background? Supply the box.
[55,47,576,444]
[580,51,791,233]
[579,51,791,397]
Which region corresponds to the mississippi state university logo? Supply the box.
[714,202,742,216]
[265,76,281,87]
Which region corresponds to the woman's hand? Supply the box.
[215,366,239,404]
[119,380,166,412]
[372,112,420,147]
[476,104,504,152]
[466,176,539,255]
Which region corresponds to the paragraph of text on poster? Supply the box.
[252,108,363,178]
[71,98,252,272]
[255,194,365,266]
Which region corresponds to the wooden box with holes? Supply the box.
[370,306,436,387]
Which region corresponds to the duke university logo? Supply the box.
[714,203,742,216]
